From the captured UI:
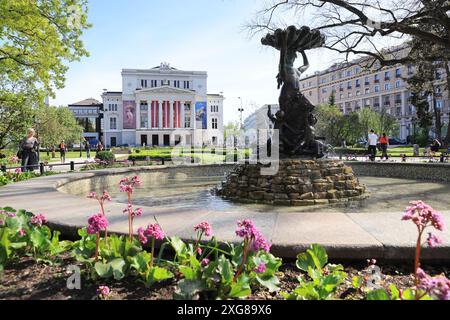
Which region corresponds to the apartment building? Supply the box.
[299,46,449,141]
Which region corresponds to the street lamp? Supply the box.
[34,116,41,164]
[80,134,83,158]
[238,97,244,129]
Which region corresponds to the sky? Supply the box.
[50,0,367,123]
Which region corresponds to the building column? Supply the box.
[170,100,174,129]
[158,100,163,129]
[191,101,196,130]
[180,101,185,129]
[147,100,151,129]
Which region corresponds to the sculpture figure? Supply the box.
[262,25,326,158]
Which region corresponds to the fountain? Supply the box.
[217,26,367,206]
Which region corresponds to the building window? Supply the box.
[184,103,191,128]
[436,100,443,109]
[348,92,352,97]
[375,85,380,92]
[364,77,370,85]
[407,65,414,75]
[151,80,158,88]
[355,66,360,74]
[395,80,401,88]
[365,88,370,94]
[384,83,390,91]
[356,90,361,96]
[346,70,352,77]
[384,71,391,80]
[395,68,401,77]
[355,79,361,87]
[212,118,218,129]
[374,74,380,83]
[183,81,190,89]
[174,80,180,88]
[140,102,148,128]
[322,88,328,94]
[110,117,117,130]
[141,80,148,88]
[347,81,352,89]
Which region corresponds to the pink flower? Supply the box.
[87,192,97,199]
[137,227,148,245]
[201,258,210,267]
[30,214,48,227]
[119,175,141,194]
[194,221,213,237]
[0,220,5,226]
[196,247,203,255]
[427,233,443,247]
[402,201,445,231]
[123,204,143,218]
[137,223,165,244]
[87,213,109,234]
[6,212,16,218]
[367,259,377,266]
[254,263,266,273]
[97,285,111,297]
[10,156,19,163]
[18,229,26,237]
[416,268,450,300]
[101,191,112,202]
[236,220,271,253]
[15,168,22,174]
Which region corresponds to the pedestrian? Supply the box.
[59,140,66,164]
[379,133,389,160]
[85,140,91,159]
[430,138,441,158]
[96,141,103,156]
[18,128,39,172]
[367,130,378,162]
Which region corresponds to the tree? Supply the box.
[252,0,450,67]
[0,0,90,150]
[36,105,82,149]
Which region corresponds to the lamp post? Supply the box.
[238,97,244,130]
[80,134,83,158]
[34,116,41,164]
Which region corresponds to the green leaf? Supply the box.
[94,261,113,278]
[366,289,391,300]
[110,258,127,280]
[229,274,251,298]
[129,251,150,274]
[151,266,173,282]
[0,228,12,266]
[256,274,280,292]
[170,236,187,258]
[389,284,400,300]
[175,279,207,300]
[352,276,363,289]
[218,255,233,285]
[309,244,328,270]
[179,266,196,280]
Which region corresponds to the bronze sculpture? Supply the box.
[262,25,326,158]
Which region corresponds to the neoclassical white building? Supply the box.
[102,63,224,147]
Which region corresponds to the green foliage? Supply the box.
[169,235,282,300]
[315,104,399,146]
[0,170,57,186]
[35,105,83,148]
[282,244,346,300]
[95,151,115,163]
[0,207,71,270]
[0,0,91,150]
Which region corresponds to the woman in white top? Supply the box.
[19,128,39,172]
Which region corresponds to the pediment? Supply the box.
[135,86,195,96]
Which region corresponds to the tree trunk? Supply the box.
[433,94,442,142]
[443,60,450,147]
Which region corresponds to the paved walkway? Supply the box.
[1,165,449,261]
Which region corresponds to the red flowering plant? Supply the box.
[119,176,142,241]
[365,200,448,300]
[87,191,112,241]
[170,219,282,300]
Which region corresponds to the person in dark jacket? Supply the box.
[19,128,39,172]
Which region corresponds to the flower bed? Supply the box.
[1,174,449,300]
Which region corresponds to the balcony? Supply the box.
[356,83,361,88]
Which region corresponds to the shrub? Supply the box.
[95,151,115,163]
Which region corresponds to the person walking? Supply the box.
[59,140,67,164]
[367,130,378,162]
[379,133,389,160]
[85,140,91,159]
[430,138,441,158]
[19,128,39,172]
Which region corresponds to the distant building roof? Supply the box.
[69,98,102,106]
